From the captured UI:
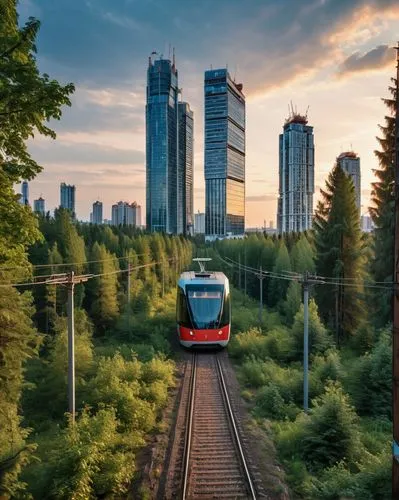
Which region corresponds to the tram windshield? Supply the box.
[186,284,224,329]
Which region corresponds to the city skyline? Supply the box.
[17,0,399,226]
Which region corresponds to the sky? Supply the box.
[17,0,399,227]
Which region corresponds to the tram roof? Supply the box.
[178,271,227,286]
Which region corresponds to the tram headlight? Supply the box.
[218,330,223,335]
[189,330,194,336]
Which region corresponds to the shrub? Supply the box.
[301,383,361,472]
[255,384,286,419]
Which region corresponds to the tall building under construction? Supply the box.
[277,108,314,234]
[337,151,361,212]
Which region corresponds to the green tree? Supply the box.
[0,2,74,493]
[302,383,361,472]
[268,240,291,306]
[314,165,365,344]
[370,79,396,327]
[89,242,119,332]
[292,299,330,359]
[284,281,302,325]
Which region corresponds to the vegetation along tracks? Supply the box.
[181,352,257,499]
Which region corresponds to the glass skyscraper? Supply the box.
[277,113,314,234]
[178,102,194,235]
[146,54,179,233]
[204,69,245,238]
[60,182,76,216]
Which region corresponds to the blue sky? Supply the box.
[19,0,399,225]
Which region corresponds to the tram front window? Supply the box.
[186,284,224,329]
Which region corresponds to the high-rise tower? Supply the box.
[277,109,314,233]
[337,151,361,212]
[178,102,194,235]
[20,180,29,206]
[92,201,103,224]
[60,182,76,216]
[33,197,45,215]
[146,52,179,233]
[204,69,245,239]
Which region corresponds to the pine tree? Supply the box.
[89,243,119,333]
[314,165,365,344]
[268,240,291,306]
[370,79,396,327]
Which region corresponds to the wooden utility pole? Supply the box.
[45,271,91,423]
[393,41,399,497]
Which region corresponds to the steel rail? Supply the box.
[182,352,197,500]
[216,357,257,500]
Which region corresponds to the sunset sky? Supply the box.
[18,0,399,227]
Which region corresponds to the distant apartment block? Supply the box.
[111,201,141,226]
[277,109,314,234]
[33,197,45,215]
[337,151,361,212]
[194,211,205,234]
[60,183,76,216]
[91,201,103,224]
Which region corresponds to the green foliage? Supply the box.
[291,299,331,359]
[268,240,291,306]
[314,165,366,343]
[345,332,391,418]
[0,288,40,497]
[301,383,361,472]
[370,81,396,327]
[255,384,286,419]
[49,408,138,499]
[283,281,302,325]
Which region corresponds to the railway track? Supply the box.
[180,352,257,499]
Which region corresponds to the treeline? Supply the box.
[29,209,192,336]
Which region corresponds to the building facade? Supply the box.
[194,211,205,234]
[92,201,103,224]
[33,197,45,215]
[60,183,76,215]
[277,113,314,234]
[146,54,179,233]
[204,68,245,239]
[178,102,194,235]
[337,151,361,212]
[21,180,29,206]
[111,201,141,226]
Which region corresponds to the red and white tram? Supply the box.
[176,258,231,348]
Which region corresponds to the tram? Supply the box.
[176,258,231,348]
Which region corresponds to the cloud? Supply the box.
[338,45,396,77]
[246,194,277,202]
[28,141,144,165]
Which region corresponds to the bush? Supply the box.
[301,383,361,472]
[48,408,140,499]
[255,384,286,419]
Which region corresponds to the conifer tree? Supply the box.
[370,79,396,326]
[314,165,365,344]
[268,240,291,306]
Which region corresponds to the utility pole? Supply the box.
[244,245,247,301]
[392,41,399,498]
[127,263,131,304]
[45,271,91,423]
[255,265,265,324]
[303,272,309,413]
[238,253,242,290]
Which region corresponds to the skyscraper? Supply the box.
[92,201,103,224]
[204,69,245,239]
[277,110,314,234]
[337,151,361,212]
[33,197,45,215]
[20,180,29,206]
[146,52,179,233]
[178,102,194,235]
[60,182,76,216]
[111,201,141,226]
